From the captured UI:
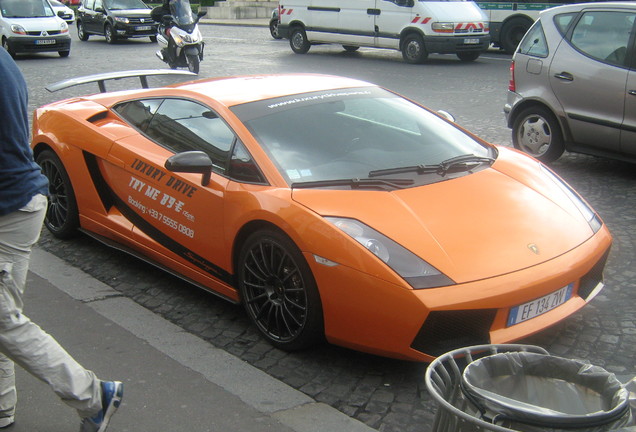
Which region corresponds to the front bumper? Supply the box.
[423,34,490,54]
[309,224,611,362]
[7,35,71,54]
[113,22,158,38]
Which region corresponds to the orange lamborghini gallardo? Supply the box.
[31,71,612,362]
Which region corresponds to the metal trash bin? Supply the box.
[425,344,632,432]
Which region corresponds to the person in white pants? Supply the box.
[0,47,122,432]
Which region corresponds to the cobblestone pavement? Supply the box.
[36,151,636,432]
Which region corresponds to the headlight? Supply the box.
[432,22,455,33]
[10,24,27,35]
[326,217,455,289]
[113,16,129,24]
[61,22,68,33]
[541,165,602,233]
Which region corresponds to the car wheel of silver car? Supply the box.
[36,150,79,239]
[402,33,428,64]
[512,106,565,163]
[238,229,324,351]
[104,24,117,44]
[290,27,310,54]
[77,21,89,41]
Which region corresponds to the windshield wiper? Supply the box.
[292,177,414,190]
[369,154,495,178]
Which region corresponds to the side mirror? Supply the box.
[436,110,455,122]
[57,11,65,18]
[165,151,213,186]
[197,11,207,18]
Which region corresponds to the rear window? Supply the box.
[517,20,548,57]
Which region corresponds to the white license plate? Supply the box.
[136,25,152,31]
[507,284,573,326]
[464,38,479,44]
[35,39,55,45]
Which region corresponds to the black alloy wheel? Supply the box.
[35,150,79,239]
[238,230,324,351]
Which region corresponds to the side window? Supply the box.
[94,0,103,10]
[517,20,548,57]
[229,140,266,184]
[554,12,577,36]
[570,11,635,67]
[145,99,236,174]
[113,99,162,132]
[83,0,94,10]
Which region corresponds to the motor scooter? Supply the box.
[154,0,206,74]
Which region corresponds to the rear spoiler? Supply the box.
[46,69,197,93]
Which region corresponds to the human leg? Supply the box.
[0,195,103,419]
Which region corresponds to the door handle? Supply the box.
[367,8,381,15]
[554,72,574,81]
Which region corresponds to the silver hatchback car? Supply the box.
[504,2,636,163]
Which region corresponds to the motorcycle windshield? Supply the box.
[170,0,195,27]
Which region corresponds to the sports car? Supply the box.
[32,70,612,362]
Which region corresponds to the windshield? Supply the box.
[170,0,195,25]
[231,87,493,187]
[104,0,147,10]
[0,0,54,18]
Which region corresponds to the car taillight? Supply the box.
[508,60,516,92]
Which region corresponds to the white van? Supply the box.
[0,0,71,58]
[278,0,490,63]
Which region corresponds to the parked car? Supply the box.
[504,2,636,164]
[76,0,158,44]
[50,0,75,24]
[269,8,281,39]
[0,0,71,58]
[32,70,611,362]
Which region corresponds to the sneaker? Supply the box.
[79,381,123,432]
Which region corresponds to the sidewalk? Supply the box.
[17,248,375,432]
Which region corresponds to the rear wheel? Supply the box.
[104,24,117,44]
[269,19,281,39]
[238,229,324,351]
[186,53,200,74]
[77,21,89,41]
[290,27,310,54]
[500,17,532,54]
[402,33,427,64]
[35,150,79,239]
[512,106,565,163]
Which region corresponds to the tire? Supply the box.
[269,19,281,39]
[457,51,480,62]
[500,17,532,55]
[289,27,310,54]
[77,21,89,41]
[512,106,565,163]
[2,37,16,58]
[238,229,324,351]
[343,45,359,52]
[58,50,70,57]
[35,150,79,239]
[186,53,200,74]
[149,35,157,43]
[402,33,427,64]
[104,24,117,44]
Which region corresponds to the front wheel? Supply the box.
[343,45,359,52]
[512,106,565,163]
[2,37,16,58]
[186,53,200,74]
[149,35,158,43]
[59,50,70,57]
[402,33,427,64]
[104,24,117,44]
[289,27,310,54]
[270,19,281,39]
[77,21,89,41]
[238,229,324,351]
[457,51,480,62]
[35,150,79,239]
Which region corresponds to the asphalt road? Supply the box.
[14,23,636,432]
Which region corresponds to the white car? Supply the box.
[50,0,75,24]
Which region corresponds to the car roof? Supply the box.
[164,74,376,107]
[540,1,636,17]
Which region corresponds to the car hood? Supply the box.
[291,149,595,283]
[110,9,152,17]
[1,16,64,30]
